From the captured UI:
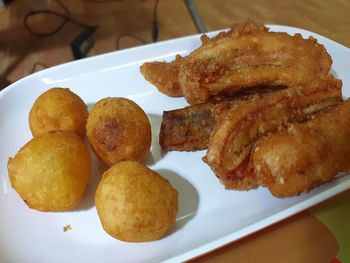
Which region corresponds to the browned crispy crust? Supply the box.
[179,20,332,104]
[159,97,252,151]
[140,19,333,105]
[86,98,152,167]
[252,98,350,197]
[159,87,287,151]
[140,55,183,97]
[205,77,342,190]
[160,102,217,151]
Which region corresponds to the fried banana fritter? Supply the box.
[140,19,332,105]
[206,77,342,190]
[252,99,350,197]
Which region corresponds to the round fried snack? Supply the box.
[7,131,91,212]
[86,97,152,166]
[29,87,88,137]
[95,161,178,242]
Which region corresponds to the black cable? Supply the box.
[115,34,146,50]
[24,0,158,53]
[23,0,96,37]
[115,0,159,49]
[152,0,160,42]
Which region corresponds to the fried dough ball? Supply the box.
[95,161,178,242]
[86,98,151,166]
[29,87,88,137]
[7,131,91,212]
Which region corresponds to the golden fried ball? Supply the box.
[95,161,178,242]
[7,131,91,212]
[29,87,88,137]
[86,97,151,166]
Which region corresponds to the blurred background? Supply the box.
[1,0,349,89]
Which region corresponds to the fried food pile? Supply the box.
[141,19,349,197]
[6,19,349,247]
[8,88,178,242]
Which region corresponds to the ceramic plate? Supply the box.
[1,25,350,263]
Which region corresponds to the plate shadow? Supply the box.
[143,113,166,166]
[74,139,108,211]
[156,169,199,235]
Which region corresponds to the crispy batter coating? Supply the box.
[86,98,151,166]
[140,55,184,97]
[140,19,332,105]
[159,87,285,151]
[29,88,88,137]
[206,77,342,190]
[160,102,218,151]
[95,161,178,242]
[7,131,91,212]
[252,99,350,197]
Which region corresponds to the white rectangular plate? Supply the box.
[1,25,350,263]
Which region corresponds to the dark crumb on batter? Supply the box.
[63,224,72,232]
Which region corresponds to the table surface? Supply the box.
[1,1,350,262]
